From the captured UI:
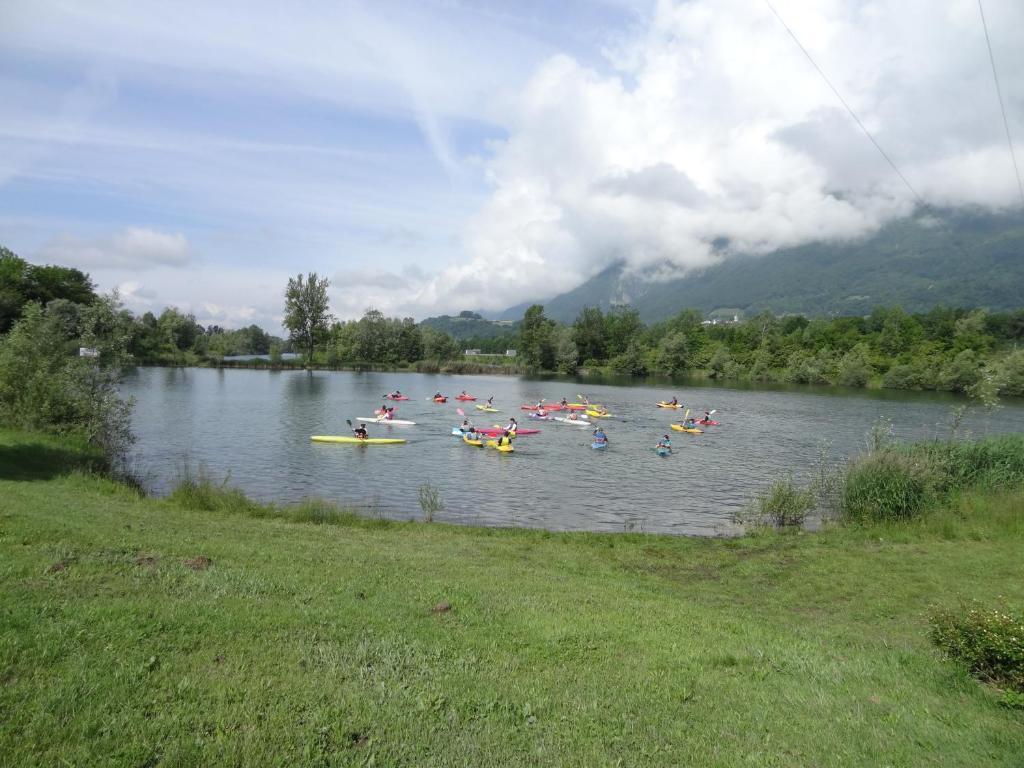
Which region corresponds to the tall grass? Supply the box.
[169,466,383,528]
[841,434,1024,524]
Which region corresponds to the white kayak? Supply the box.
[356,417,417,425]
[553,416,591,426]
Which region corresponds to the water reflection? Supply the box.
[122,368,1024,536]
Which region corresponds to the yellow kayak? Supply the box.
[657,402,683,409]
[475,405,499,412]
[311,435,406,445]
[463,435,483,447]
[670,424,703,434]
[486,439,514,453]
[586,410,612,419]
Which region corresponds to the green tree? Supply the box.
[284,273,333,362]
[657,332,691,375]
[604,306,643,358]
[519,305,553,369]
[552,326,579,375]
[572,306,607,362]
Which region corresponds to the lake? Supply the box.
[121,368,1024,536]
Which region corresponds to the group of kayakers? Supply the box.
[358,389,718,450]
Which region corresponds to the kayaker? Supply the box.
[684,417,697,429]
[465,425,478,440]
[505,417,518,433]
[702,411,711,422]
[560,397,569,407]
[434,392,443,400]
[460,390,469,398]
[567,411,580,421]
[593,427,608,444]
[461,419,474,433]
[497,431,513,447]
[353,423,368,440]
[382,409,394,421]
[658,434,672,453]
[670,396,678,406]
[486,396,494,406]
[536,403,547,417]
[390,390,401,398]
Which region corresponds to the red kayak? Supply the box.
[697,419,720,426]
[433,397,448,404]
[384,395,410,401]
[477,427,541,437]
[520,404,564,411]
[455,395,476,401]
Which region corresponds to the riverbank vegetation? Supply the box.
[1,426,1022,765]
[4,245,1024,394]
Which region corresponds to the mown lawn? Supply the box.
[1,429,1022,766]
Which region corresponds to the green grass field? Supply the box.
[1,429,1022,766]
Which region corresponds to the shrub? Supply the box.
[841,449,936,523]
[882,363,924,390]
[746,475,815,528]
[929,602,1024,694]
[418,483,444,523]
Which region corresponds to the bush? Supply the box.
[746,475,815,528]
[841,449,936,523]
[882,363,924,390]
[929,603,1024,694]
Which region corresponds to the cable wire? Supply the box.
[762,0,926,208]
[978,0,1024,207]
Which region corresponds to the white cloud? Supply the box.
[38,227,191,270]
[401,0,1024,314]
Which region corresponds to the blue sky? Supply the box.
[2,0,1022,330]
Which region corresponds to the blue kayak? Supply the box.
[591,441,608,450]
[656,446,670,457]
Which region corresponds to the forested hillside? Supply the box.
[508,210,1024,323]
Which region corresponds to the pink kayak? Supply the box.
[520,404,564,411]
[697,419,720,426]
[384,395,410,401]
[477,427,541,437]
[455,395,477,401]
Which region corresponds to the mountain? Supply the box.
[500,210,1024,324]
[418,311,518,340]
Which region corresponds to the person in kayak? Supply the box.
[353,423,369,440]
[593,427,608,444]
[497,430,513,447]
[460,419,475,433]
[465,424,479,440]
[486,396,494,406]
[567,411,580,421]
[504,417,518,433]
[658,434,672,453]
[535,402,547,417]
[560,397,569,408]
[460,390,469,398]
[702,411,711,422]
[434,392,444,400]
[684,416,697,429]
[382,408,395,421]
[669,396,678,406]
[389,390,401,398]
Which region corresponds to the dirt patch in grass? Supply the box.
[432,601,451,614]
[47,558,72,574]
[184,556,212,571]
[135,555,159,568]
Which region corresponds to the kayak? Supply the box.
[520,404,564,411]
[451,427,479,437]
[455,395,476,401]
[656,446,670,457]
[697,419,720,426]
[433,397,448,403]
[478,427,540,437]
[486,440,514,453]
[475,405,499,412]
[563,404,588,410]
[311,435,406,445]
[670,424,703,434]
[657,402,683,409]
[463,435,483,447]
[356,417,417,425]
[586,410,613,419]
[384,395,409,401]
[591,441,608,450]
[527,413,554,420]
[553,416,591,426]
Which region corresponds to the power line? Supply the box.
[762,0,926,208]
[978,0,1024,207]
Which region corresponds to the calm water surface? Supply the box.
[122,368,1024,536]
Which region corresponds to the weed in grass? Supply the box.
[928,601,1024,694]
[740,474,815,529]
[418,483,444,523]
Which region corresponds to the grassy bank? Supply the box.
[1,429,1022,766]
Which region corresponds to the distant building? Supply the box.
[505,349,517,357]
[78,347,99,358]
[464,348,482,356]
